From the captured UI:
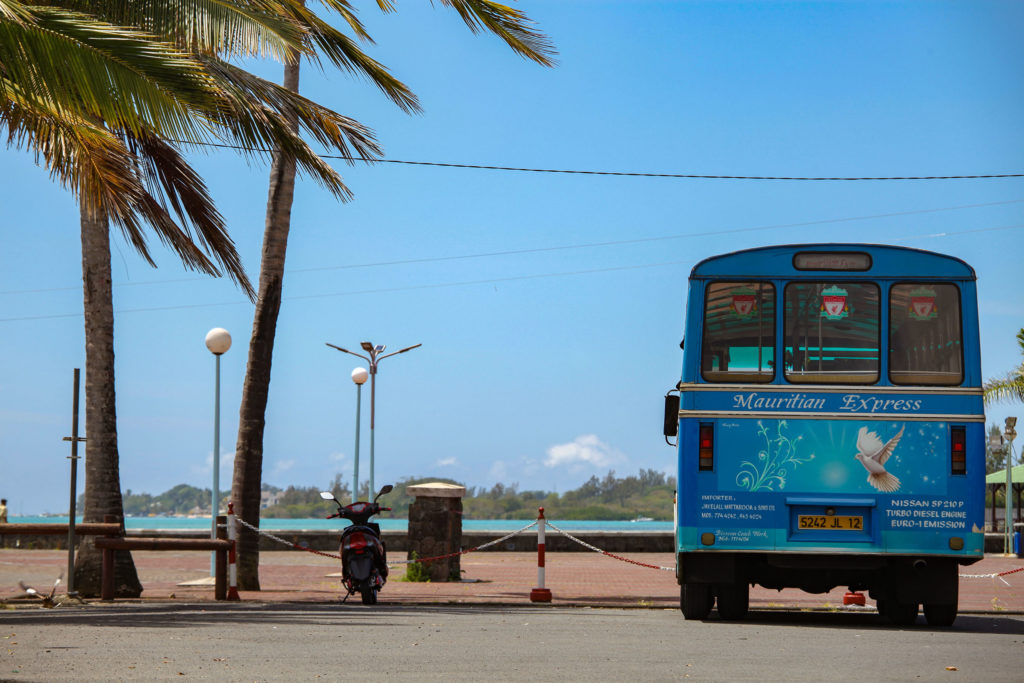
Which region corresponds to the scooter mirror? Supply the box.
[319,491,335,500]
[374,484,393,501]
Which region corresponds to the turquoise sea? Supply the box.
[12,516,672,532]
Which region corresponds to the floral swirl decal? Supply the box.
[735,420,815,492]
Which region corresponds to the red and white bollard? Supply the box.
[530,507,552,603]
[226,502,240,601]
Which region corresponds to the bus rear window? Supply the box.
[784,282,879,384]
[701,282,775,383]
[889,283,963,385]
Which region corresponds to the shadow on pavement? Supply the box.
[3,602,1022,634]
[697,610,1024,633]
[0,602,553,627]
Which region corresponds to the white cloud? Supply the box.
[436,457,458,467]
[545,434,625,470]
[272,459,295,476]
[328,451,346,463]
[488,459,509,482]
[190,449,236,476]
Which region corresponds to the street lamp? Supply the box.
[205,327,231,575]
[989,417,1019,555]
[326,340,421,496]
[350,367,368,503]
[1004,417,1017,555]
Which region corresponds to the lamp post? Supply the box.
[326,340,421,496]
[350,367,368,503]
[1004,417,1017,555]
[205,327,231,575]
[989,417,1018,555]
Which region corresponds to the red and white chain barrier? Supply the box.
[389,520,538,567]
[959,566,1024,585]
[544,517,675,572]
[233,515,345,561]
[227,507,1021,598]
[231,513,538,567]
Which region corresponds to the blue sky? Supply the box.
[2,1,1022,515]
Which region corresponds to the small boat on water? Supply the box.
[630,515,654,523]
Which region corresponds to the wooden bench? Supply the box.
[0,516,233,601]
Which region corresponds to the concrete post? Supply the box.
[406,482,466,582]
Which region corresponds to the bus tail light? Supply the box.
[698,423,714,471]
[950,426,966,475]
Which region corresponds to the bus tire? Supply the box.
[923,568,958,627]
[716,583,749,620]
[681,583,713,620]
[923,603,957,627]
[886,600,918,626]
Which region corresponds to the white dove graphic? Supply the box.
[854,425,905,492]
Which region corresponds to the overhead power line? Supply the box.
[1,223,1021,324]
[3,198,1022,296]
[182,140,1024,181]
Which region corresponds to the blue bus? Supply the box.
[663,244,984,626]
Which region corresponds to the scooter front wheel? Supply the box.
[360,586,378,605]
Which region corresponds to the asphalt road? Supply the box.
[1,604,1022,681]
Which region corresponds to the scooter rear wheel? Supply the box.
[360,586,378,605]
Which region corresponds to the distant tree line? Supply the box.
[106,469,677,521]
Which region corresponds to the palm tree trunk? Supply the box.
[231,53,301,590]
[73,204,143,597]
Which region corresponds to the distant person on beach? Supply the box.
[0,499,7,523]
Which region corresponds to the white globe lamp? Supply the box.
[205,328,232,356]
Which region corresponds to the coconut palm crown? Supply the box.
[984,328,1024,404]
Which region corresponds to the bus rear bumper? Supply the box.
[678,551,973,605]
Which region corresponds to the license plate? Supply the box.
[798,515,863,531]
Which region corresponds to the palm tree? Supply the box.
[984,328,1024,404]
[231,0,555,589]
[3,0,388,595]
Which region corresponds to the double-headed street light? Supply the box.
[326,341,421,497]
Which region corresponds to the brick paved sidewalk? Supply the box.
[1,549,1021,614]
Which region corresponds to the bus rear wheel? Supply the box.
[716,582,749,620]
[885,600,918,626]
[680,583,713,620]
[923,574,958,627]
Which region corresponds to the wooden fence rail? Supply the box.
[0,516,233,601]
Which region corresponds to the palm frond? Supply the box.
[0,6,219,141]
[314,0,373,42]
[984,327,1024,405]
[126,131,254,298]
[437,0,556,66]
[273,0,421,113]
[55,0,309,62]
[0,0,33,23]
[2,96,254,297]
[198,57,382,198]
[1,95,150,223]
[983,373,1024,404]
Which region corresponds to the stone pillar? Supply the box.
[406,482,466,582]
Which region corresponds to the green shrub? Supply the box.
[402,551,430,582]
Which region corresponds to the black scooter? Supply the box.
[320,485,393,604]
